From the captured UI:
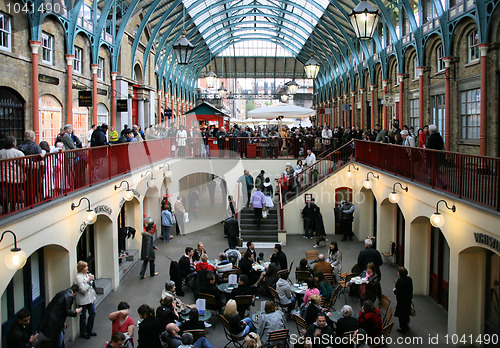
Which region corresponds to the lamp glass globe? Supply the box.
[347,170,352,179]
[85,210,97,225]
[363,180,372,189]
[148,178,157,188]
[5,249,27,270]
[388,192,399,204]
[430,213,444,228]
[164,170,173,178]
[124,190,134,201]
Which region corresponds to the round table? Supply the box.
[252,262,270,272]
[290,284,308,295]
[218,283,238,293]
[180,310,212,322]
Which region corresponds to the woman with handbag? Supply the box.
[393,267,413,334]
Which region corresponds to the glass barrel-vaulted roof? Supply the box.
[182,0,330,57]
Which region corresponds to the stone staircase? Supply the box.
[239,207,279,242]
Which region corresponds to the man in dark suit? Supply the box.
[224,214,239,249]
[274,244,288,270]
[357,239,383,278]
[198,273,224,312]
[230,275,255,313]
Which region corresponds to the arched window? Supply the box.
[39,95,62,144]
[467,29,479,63]
[72,102,88,145]
[0,87,25,145]
[97,103,109,126]
[436,44,445,72]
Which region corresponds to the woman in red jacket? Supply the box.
[358,300,383,339]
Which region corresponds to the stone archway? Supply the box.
[408,216,431,295]
[143,186,161,239]
[378,198,396,254]
[356,187,376,242]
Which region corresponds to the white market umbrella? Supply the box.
[248,103,316,119]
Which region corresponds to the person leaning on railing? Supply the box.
[0,136,25,214]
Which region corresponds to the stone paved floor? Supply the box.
[68,219,449,348]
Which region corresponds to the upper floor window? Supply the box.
[0,12,11,51]
[467,29,479,63]
[460,88,480,140]
[97,57,104,80]
[413,55,419,79]
[41,32,53,64]
[436,44,445,72]
[74,47,82,74]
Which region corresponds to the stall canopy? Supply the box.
[184,101,229,129]
[248,103,316,119]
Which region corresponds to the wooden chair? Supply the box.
[383,307,393,327]
[379,295,391,321]
[234,295,253,315]
[268,286,290,316]
[220,269,239,283]
[323,273,335,286]
[198,293,218,314]
[183,329,205,342]
[292,313,307,337]
[232,265,242,275]
[374,322,395,347]
[289,257,295,271]
[276,269,289,282]
[338,272,357,302]
[295,270,311,284]
[267,329,290,348]
[220,315,245,348]
[305,250,318,261]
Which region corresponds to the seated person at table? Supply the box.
[263,253,281,288]
[305,295,333,327]
[276,271,296,312]
[179,308,204,334]
[313,271,333,299]
[246,241,257,261]
[193,242,207,262]
[156,296,180,331]
[274,244,288,270]
[106,332,126,348]
[161,281,190,312]
[161,323,213,348]
[179,247,197,280]
[297,258,312,272]
[230,275,255,312]
[303,278,320,309]
[335,305,358,340]
[359,262,379,303]
[305,313,336,348]
[358,300,382,339]
[180,332,214,348]
[239,251,260,285]
[257,252,265,264]
[198,273,224,312]
[312,254,333,275]
[195,254,216,272]
[223,300,256,338]
[257,301,287,347]
[217,253,233,272]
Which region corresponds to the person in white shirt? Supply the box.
[400,130,415,147]
[86,124,96,147]
[321,125,333,152]
[304,149,316,167]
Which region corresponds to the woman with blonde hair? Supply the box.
[75,261,97,339]
[245,332,262,348]
[223,299,256,337]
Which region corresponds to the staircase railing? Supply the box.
[278,140,355,230]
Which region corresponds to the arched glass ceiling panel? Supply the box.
[182,0,330,56]
[219,40,294,57]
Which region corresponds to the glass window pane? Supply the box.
[13,270,25,313]
[31,252,41,300]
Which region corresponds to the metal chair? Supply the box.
[220,315,245,348]
[267,329,290,348]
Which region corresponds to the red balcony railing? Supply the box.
[354,140,500,211]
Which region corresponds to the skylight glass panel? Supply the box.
[182,0,329,56]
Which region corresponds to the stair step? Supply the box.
[119,249,140,281]
[94,278,112,308]
[241,234,278,242]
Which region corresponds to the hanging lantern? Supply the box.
[304,56,320,79]
[280,94,289,103]
[173,30,194,65]
[205,66,217,89]
[348,1,380,40]
[285,80,299,95]
[218,82,228,98]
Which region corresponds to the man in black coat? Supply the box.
[224,214,239,249]
[38,285,82,347]
[7,309,38,348]
[357,239,383,278]
[394,267,413,333]
[302,198,318,239]
[274,244,288,270]
[90,124,109,147]
[198,273,224,312]
[230,275,255,313]
[139,225,158,279]
[305,313,336,348]
[426,124,444,150]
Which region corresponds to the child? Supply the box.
[257,252,265,264]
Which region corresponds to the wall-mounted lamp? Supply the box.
[142,170,157,188]
[363,172,379,189]
[388,182,408,204]
[160,163,172,178]
[347,164,359,179]
[71,197,97,225]
[115,180,134,201]
[1,230,27,270]
[430,199,456,228]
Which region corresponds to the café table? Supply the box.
[218,283,238,294]
[180,310,212,322]
[290,283,308,295]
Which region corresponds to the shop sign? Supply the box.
[38,74,59,85]
[97,88,108,96]
[94,205,112,215]
[474,233,500,253]
[78,91,92,107]
[117,99,128,112]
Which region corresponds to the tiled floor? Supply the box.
[67,219,449,348]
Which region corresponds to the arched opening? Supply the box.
[334,187,353,236]
[430,226,450,309]
[97,103,109,126]
[0,87,25,146]
[39,95,62,144]
[356,187,376,243]
[117,197,141,279]
[72,100,89,145]
[409,216,431,295]
[378,198,396,255]
[134,64,143,85]
[143,186,160,241]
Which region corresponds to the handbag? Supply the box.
[236,237,243,247]
[262,210,268,219]
[183,212,189,223]
[410,302,416,316]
